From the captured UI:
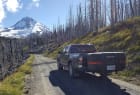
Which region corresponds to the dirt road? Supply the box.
[26,54,140,95]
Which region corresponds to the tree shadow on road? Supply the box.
[49,70,130,95]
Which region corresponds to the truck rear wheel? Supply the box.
[69,63,78,78]
[57,62,63,70]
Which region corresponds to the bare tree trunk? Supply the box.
[129,0,134,17]
[110,0,115,32]
[89,0,95,32]
[95,0,98,33]
[139,0,140,16]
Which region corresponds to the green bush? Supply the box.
[127,45,140,53]
[118,70,136,77]
[134,67,140,74]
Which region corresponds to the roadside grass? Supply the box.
[111,68,140,85]
[0,55,34,95]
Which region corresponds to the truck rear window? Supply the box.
[69,45,96,53]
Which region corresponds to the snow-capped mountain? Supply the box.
[0,17,49,38]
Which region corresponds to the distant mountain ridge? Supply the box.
[0,17,49,38]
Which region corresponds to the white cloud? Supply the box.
[32,0,40,8]
[0,0,5,23]
[27,0,40,10]
[5,0,22,13]
[0,0,22,25]
[27,0,40,9]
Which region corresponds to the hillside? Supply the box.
[44,17,140,85]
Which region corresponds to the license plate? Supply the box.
[78,65,83,68]
[107,65,116,70]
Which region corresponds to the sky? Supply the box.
[0,0,85,30]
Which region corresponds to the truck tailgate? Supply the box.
[87,52,126,72]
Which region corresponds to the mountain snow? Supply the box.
[0,17,49,38]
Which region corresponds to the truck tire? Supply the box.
[57,62,63,70]
[69,63,78,78]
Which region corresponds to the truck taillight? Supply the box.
[88,61,102,64]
